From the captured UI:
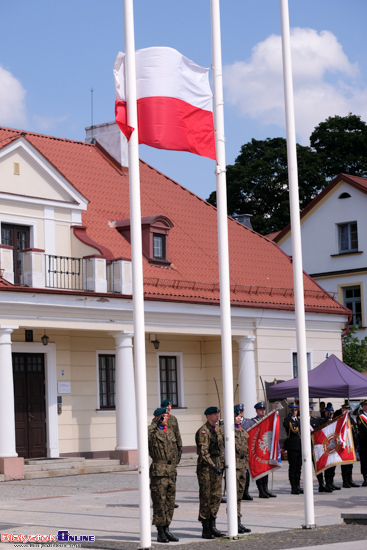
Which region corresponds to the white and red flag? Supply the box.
[312,411,356,475]
[113,47,216,160]
[247,410,281,481]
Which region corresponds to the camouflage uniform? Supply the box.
[167,413,182,462]
[235,425,249,516]
[148,422,178,527]
[195,421,225,521]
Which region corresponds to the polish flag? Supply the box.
[113,47,216,160]
[312,411,356,475]
[247,410,281,481]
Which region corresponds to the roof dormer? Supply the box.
[116,215,174,266]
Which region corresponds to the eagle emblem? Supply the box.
[258,431,272,455]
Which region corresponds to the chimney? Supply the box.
[85,121,128,167]
[234,213,253,229]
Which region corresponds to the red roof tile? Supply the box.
[0,126,349,315]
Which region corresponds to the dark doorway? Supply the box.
[12,353,47,458]
[1,224,30,285]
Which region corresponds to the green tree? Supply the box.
[207,137,324,235]
[310,113,367,179]
[342,325,367,373]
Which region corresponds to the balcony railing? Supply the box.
[45,255,85,290]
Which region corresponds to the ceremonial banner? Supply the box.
[114,47,216,160]
[247,410,281,481]
[312,411,356,475]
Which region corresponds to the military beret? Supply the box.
[161,398,172,407]
[289,403,298,409]
[254,402,266,409]
[360,399,367,407]
[153,407,167,417]
[204,406,220,416]
[234,403,244,411]
[234,407,241,416]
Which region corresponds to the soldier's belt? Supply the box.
[153,460,172,464]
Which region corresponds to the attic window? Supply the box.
[115,215,174,266]
[338,192,351,199]
[13,162,20,175]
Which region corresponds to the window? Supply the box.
[343,286,362,327]
[153,233,165,259]
[98,354,115,408]
[292,352,312,378]
[159,356,179,407]
[1,223,31,285]
[339,222,358,253]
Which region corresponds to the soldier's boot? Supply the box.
[156,525,169,543]
[318,473,332,492]
[362,475,367,487]
[201,519,214,540]
[209,516,225,538]
[291,482,300,495]
[164,525,179,542]
[331,482,341,490]
[242,470,253,500]
[257,479,269,499]
[342,472,351,488]
[296,476,304,494]
[348,474,360,487]
[264,477,277,498]
[238,517,251,534]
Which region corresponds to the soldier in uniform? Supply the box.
[234,407,251,534]
[243,402,277,499]
[195,406,225,539]
[320,406,341,491]
[161,398,182,463]
[334,401,360,488]
[283,403,303,494]
[234,403,252,501]
[148,407,179,543]
[356,399,367,486]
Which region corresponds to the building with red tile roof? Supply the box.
[0,123,349,473]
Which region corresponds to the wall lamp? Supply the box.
[150,334,160,350]
[41,331,49,346]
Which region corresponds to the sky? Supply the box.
[1,0,367,201]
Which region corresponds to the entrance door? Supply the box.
[1,224,30,285]
[12,353,47,458]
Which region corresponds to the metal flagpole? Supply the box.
[279,0,315,528]
[210,0,238,537]
[123,1,151,547]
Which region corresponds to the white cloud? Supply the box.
[0,66,27,126]
[224,28,367,144]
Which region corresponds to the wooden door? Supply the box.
[12,353,47,458]
[1,224,30,284]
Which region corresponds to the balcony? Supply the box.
[0,247,132,295]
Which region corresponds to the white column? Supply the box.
[236,336,257,419]
[112,331,137,450]
[0,327,18,457]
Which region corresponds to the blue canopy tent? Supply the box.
[266,354,367,400]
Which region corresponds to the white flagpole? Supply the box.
[279,0,315,528]
[210,0,237,537]
[123,1,151,547]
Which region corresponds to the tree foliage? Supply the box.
[310,114,367,180]
[207,137,324,235]
[342,325,367,373]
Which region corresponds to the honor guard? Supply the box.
[320,406,341,491]
[148,407,179,543]
[234,403,252,501]
[310,405,332,493]
[334,401,360,488]
[234,407,251,534]
[161,398,182,463]
[195,406,225,540]
[283,403,303,494]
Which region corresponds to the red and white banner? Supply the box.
[113,47,216,160]
[247,410,281,481]
[312,411,356,475]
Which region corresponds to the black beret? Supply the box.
[204,406,220,416]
